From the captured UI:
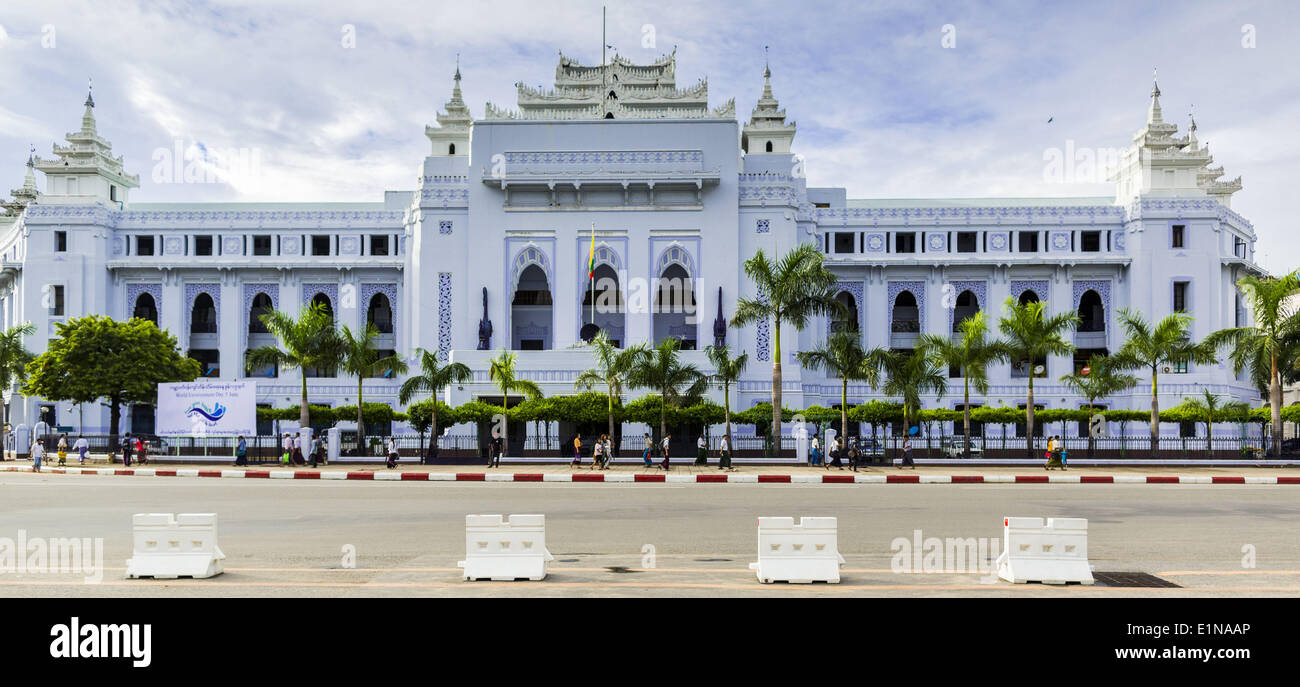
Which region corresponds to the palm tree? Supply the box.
[628,337,709,442]
[338,324,407,456]
[1112,308,1217,458]
[1058,354,1138,458]
[795,330,886,447]
[246,302,341,430]
[487,349,542,457]
[731,244,844,452]
[705,344,749,455]
[1205,271,1300,457]
[880,349,948,445]
[0,322,35,457]
[1179,389,1250,458]
[575,332,648,453]
[997,297,1079,458]
[919,311,1005,458]
[398,348,472,464]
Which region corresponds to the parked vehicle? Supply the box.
[943,437,984,458]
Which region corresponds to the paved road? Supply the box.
[1,471,1297,597]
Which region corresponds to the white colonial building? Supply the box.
[0,52,1267,447]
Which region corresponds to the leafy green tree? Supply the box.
[22,316,200,448]
[488,349,542,455]
[398,348,472,463]
[338,324,407,455]
[575,332,648,453]
[1112,308,1216,458]
[1177,390,1251,458]
[0,322,35,453]
[705,344,749,454]
[1205,271,1300,457]
[996,297,1079,458]
[796,330,887,447]
[245,302,341,430]
[919,311,1005,458]
[880,349,947,434]
[1058,354,1138,458]
[731,244,844,450]
[627,337,708,442]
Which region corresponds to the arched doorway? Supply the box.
[831,291,858,333]
[133,293,157,324]
[1077,290,1104,332]
[1018,290,1040,306]
[953,290,979,332]
[582,263,624,346]
[188,293,219,377]
[367,293,394,334]
[512,264,552,350]
[247,292,276,377]
[654,263,696,349]
[891,291,919,332]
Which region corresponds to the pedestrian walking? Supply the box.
[659,433,672,471]
[695,435,708,466]
[309,434,324,467]
[387,436,400,469]
[570,434,582,468]
[592,434,605,469]
[641,432,653,468]
[1045,435,1063,470]
[74,435,89,465]
[809,434,821,466]
[31,439,44,473]
[56,433,68,467]
[604,435,614,469]
[135,435,148,465]
[121,433,133,467]
[718,434,733,471]
[281,433,292,466]
[292,432,305,466]
[900,436,915,469]
[826,436,845,470]
[235,435,248,466]
[848,437,861,472]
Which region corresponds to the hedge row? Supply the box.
[258,396,1300,432]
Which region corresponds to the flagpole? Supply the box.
[590,221,597,325]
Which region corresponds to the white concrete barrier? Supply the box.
[748,516,844,584]
[125,513,225,579]
[458,514,554,581]
[996,516,1093,585]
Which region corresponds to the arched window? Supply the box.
[190,293,217,333]
[953,290,979,332]
[248,293,272,333]
[608,90,617,100]
[1019,290,1040,306]
[891,291,919,333]
[367,293,394,334]
[133,293,158,324]
[1078,290,1104,332]
[448,143,455,155]
[831,291,858,332]
[765,141,773,152]
[653,263,696,348]
[604,112,615,119]
[512,264,552,350]
[312,293,333,322]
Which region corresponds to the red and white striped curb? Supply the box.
[2,464,1297,485]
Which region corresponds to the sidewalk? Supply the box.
[3,459,1299,484]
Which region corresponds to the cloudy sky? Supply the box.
[0,0,1296,272]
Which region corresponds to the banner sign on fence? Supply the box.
[156,381,257,436]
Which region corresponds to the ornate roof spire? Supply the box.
[3,145,41,215]
[743,48,796,153]
[1148,67,1163,124]
[81,77,97,134]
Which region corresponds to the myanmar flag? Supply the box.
[586,222,596,279]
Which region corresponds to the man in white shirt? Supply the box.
[281,433,293,466]
[659,433,672,471]
[695,435,707,466]
[718,435,732,471]
[73,435,90,464]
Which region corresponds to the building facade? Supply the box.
[0,52,1267,441]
